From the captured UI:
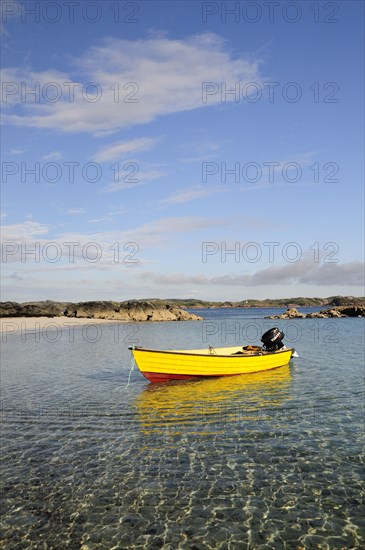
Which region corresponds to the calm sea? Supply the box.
[1,308,364,549]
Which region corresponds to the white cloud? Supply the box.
[1,220,49,241]
[2,33,262,134]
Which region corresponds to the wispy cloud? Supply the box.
[87,207,126,223]
[7,148,26,155]
[42,151,63,161]
[137,260,365,287]
[180,142,221,163]
[87,217,112,224]
[160,185,223,205]
[1,216,227,265]
[102,168,166,193]
[66,208,86,215]
[92,137,158,163]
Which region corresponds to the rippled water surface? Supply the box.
[1,309,364,549]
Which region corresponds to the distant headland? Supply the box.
[161,296,365,309]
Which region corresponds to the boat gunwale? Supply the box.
[131,347,294,358]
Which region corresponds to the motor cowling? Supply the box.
[261,327,285,351]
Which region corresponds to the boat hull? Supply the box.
[130,346,295,383]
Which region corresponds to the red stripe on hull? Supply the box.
[141,371,236,383]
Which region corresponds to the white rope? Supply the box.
[124,349,136,389]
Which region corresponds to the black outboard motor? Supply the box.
[261,327,285,351]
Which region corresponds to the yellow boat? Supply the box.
[129,344,296,383]
[129,328,297,383]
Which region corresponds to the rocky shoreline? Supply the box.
[266,306,365,319]
[1,300,364,322]
[0,300,203,322]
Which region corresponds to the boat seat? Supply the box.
[232,350,263,356]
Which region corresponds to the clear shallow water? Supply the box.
[1,308,364,549]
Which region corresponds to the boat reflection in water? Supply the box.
[135,365,292,436]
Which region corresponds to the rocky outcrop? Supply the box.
[266,306,365,319]
[305,308,344,319]
[0,300,68,317]
[0,300,203,322]
[265,307,305,319]
[341,306,365,317]
[0,302,22,317]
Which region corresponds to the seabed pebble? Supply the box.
[2,323,365,549]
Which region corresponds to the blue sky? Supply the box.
[1,0,364,302]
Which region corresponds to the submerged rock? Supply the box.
[0,300,203,322]
[266,307,305,319]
